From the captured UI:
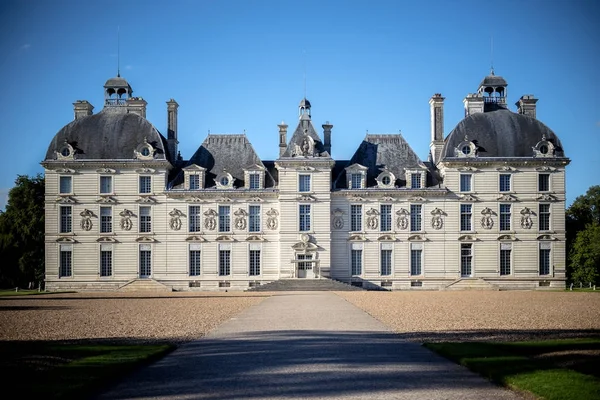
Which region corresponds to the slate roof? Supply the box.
[479,73,508,88]
[441,109,565,159]
[280,115,327,157]
[45,110,170,161]
[104,76,132,89]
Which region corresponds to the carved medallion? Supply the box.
[80,209,94,231]
[520,207,533,229]
[480,207,495,230]
[119,209,134,231]
[266,208,279,230]
[234,208,248,230]
[204,209,217,231]
[169,209,184,231]
[366,208,379,230]
[396,208,409,230]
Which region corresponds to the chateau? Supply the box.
[43,71,570,291]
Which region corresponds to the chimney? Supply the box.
[73,100,94,120]
[463,93,484,117]
[322,121,333,155]
[429,94,445,164]
[278,121,288,157]
[516,95,538,119]
[167,99,179,162]
[127,97,147,118]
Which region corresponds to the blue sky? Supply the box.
[0,0,598,209]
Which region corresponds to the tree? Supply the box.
[0,174,45,288]
[567,185,600,285]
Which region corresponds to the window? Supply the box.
[100,176,112,194]
[59,244,72,277]
[380,247,392,276]
[100,245,112,277]
[299,174,311,192]
[411,173,422,189]
[139,245,152,277]
[350,173,362,189]
[460,204,472,231]
[139,206,152,233]
[100,207,112,233]
[539,245,551,275]
[139,176,151,194]
[249,249,261,276]
[410,244,422,275]
[189,175,200,190]
[380,205,392,232]
[299,204,311,231]
[499,174,511,192]
[350,205,362,231]
[499,204,511,231]
[249,205,261,232]
[189,206,201,232]
[60,206,72,233]
[219,249,231,276]
[538,174,550,192]
[410,204,422,232]
[219,205,231,232]
[460,174,472,192]
[500,244,511,276]
[539,204,550,231]
[461,243,472,277]
[249,174,260,190]
[351,248,362,276]
[220,176,230,186]
[381,175,391,186]
[189,245,201,276]
[59,176,72,194]
[297,254,313,274]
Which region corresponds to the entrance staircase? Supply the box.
[118,279,172,292]
[443,278,499,291]
[246,278,364,292]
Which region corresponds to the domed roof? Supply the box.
[299,98,311,108]
[479,73,507,88]
[45,111,170,161]
[441,110,565,159]
[104,76,131,88]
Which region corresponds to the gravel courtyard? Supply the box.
[0,290,599,343]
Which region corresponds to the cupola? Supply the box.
[299,98,311,119]
[477,69,508,111]
[104,75,133,108]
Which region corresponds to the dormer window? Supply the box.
[345,164,368,189]
[376,168,395,189]
[189,175,200,190]
[56,140,75,160]
[533,135,556,158]
[455,136,477,158]
[183,164,206,191]
[406,170,425,189]
[215,172,234,189]
[244,164,266,190]
[249,174,260,189]
[135,138,155,160]
[351,174,362,189]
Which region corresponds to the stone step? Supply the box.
[247,278,364,292]
[443,278,499,291]
[118,279,172,292]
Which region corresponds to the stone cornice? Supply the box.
[274,159,336,169]
[42,160,172,170]
[440,157,570,169]
[167,190,279,200]
[332,188,448,198]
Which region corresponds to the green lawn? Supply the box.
[425,338,600,400]
[0,342,175,399]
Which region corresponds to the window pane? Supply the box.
[299,204,311,231]
[190,250,201,276]
[249,174,260,189]
[538,174,550,192]
[499,174,511,192]
[539,204,550,231]
[59,176,72,194]
[100,176,112,194]
[539,248,551,275]
[351,205,362,231]
[460,204,472,231]
[380,205,392,232]
[60,247,72,277]
[351,249,362,275]
[249,205,261,232]
[499,204,511,231]
[460,174,471,192]
[411,173,421,189]
[299,175,311,192]
[351,173,362,189]
[189,175,200,190]
[140,206,152,233]
[461,244,472,277]
[219,206,231,232]
[381,249,392,276]
[249,250,261,276]
[100,250,112,276]
[410,205,422,232]
[189,206,201,232]
[139,249,152,277]
[219,250,231,276]
[500,249,511,275]
[139,176,151,194]
[100,206,112,233]
[410,249,422,275]
[60,206,72,233]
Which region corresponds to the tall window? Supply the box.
[219,249,231,276]
[299,174,311,192]
[59,176,72,194]
[460,204,472,231]
[499,204,511,231]
[499,174,511,192]
[189,175,200,190]
[299,204,311,231]
[410,204,422,232]
[351,248,362,276]
[461,243,472,277]
[100,207,112,233]
[410,244,422,275]
[500,244,511,276]
[380,205,392,232]
[139,245,152,277]
[100,176,112,194]
[538,174,550,192]
[460,174,472,192]
[249,205,261,232]
[139,206,152,233]
[189,206,201,232]
[219,205,231,232]
[249,173,260,189]
[539,204,550,231]
[60,206,72,233]
[100,245,112,277]
[139,176,151,194]
[350,173,362,189]
[59,244,72,277]
[539,244,551,275]
[411,173,422,189]
[189,245,201,276]
[249,249,261,276]
[380,247,392,276]
[350,205,362,231]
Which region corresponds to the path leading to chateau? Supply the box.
[96,292,521,400]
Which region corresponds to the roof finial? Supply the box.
[490,35,494,75]
[303,49,307,99]
[117,26,121,77]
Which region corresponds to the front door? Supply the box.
[460,243,472,277]
[139,245,152,278]
[297,254,313,279]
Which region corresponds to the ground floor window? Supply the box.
[249,248,261,276]
[139,244,152,277]
[219,245,231,276]
[100,244,112,277]
[297,253,313,272]
[500,244,511,276]
[189,244,201,276]
[410,243,422,276]
[539,243,551,275]
[351,246,362,276]
[380,245,392,276]
[59,244,72,277]
[461,243,472,277]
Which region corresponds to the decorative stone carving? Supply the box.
[520,207,533,229]
[497,194,518,202]
[79,209,94,231]
[169,208,184,231]
[234,208,248,230]
[396,208,409,230]
[459,194,479,202]
[331,208,345,230]
[366,208,379,230]
[480,207,495,230]
[266,208,279,230]
[537,194,558,202]
[119,209,135,231]
[203,209,217,231]
[430,208,446,230]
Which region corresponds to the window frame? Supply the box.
[499,204,511,231]
[410,173,422,189]
[219,248,231,276]
[189,244,201,276]
[99,175,113,194]
[539,244,551,275]
[218,205,231,233]
[350,204,362,232]
[60,205,72,234]
[298,174,311,192]
[139,244,152,277]
[410,243,423,276]
[460,204,472,232]
[380,204,392,232]
[249,173,261,190]
[188,174,200,190]
[249,248,261,276]
[539,203,551,231]
[59,244,72,278]
[350,173,362,189]
[59,175,72,194]
[538,173,550,192]
[459,173,472,193]
[100,206,113,234]
[139,175,152,194]
[410,204,422,232]
[100,245,113,277]
[460,243,473,277]
[351,247,362,276]
[139,206,152,233]
[248,205,261,233]
[499,244,511,276]
[189,205,202,233]
[499,174,511,193]
[380,245,392,276]
[299,204,311,232]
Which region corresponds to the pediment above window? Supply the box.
[96,195,118,204]
[537,194,558,202]
[291,241,318,251]
[347,195,366,202]
[536,166,557,172]
[458,235,479,242]
[297,194,317,202]
[497,234,517,241]
[96,167,116,174]
[215,196,233,203]
[407,196,426,203]
[459,194,479,202]
[96,237,118,243]
[537,234,557,241]
[186,235,206,242]
[56,237,77,243]
[380,196,396,202]
[183,164,206,172]
[136,236,157,243]
[55,168,76,174]
[188,196,205,203]
[246,235,266,242]
[56,195,77,204]
[216,235,234,242]
[135,167,156,174]
[248,197,263,202]
[496,166,517,172]
[136,196,157,204]
[345,163,368,172]
[407,234,427,242]
[348,234,367,242]
[497,194,518,202]
[378,234,396,242]
[297,165,315,171]
[456,166,479,172]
